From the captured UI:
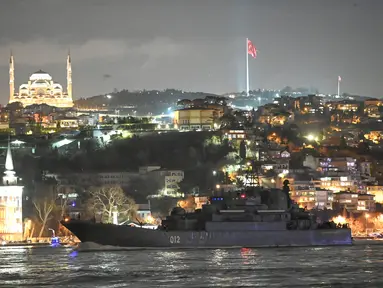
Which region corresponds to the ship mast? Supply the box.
[244,160,261,187]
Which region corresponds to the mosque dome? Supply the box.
[29,70,52,81]
[53,83,63,90]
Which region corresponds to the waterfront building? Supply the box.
[0,139,23,241]
[288,180,333,210]
[333,191,375,212]
[366,186,383,203]
[8,53,74,108]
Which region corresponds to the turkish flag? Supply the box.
[247,39,257,58]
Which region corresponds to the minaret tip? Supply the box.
[5,135,14,172]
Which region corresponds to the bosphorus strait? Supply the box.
[1,243,383,287]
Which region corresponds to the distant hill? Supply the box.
[74,89,220,112]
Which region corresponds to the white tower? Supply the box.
[0,137,23,241]
[9,52,15,103]
[67,50,72,100]
[3,137,17,186]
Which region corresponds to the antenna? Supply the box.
[244,160,260,187]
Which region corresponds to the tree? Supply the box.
[239,140,246,159]
[235,177,245,188]
[86,185,137,223]
[32,185,58,237]
[6,101,23,111]
[149,196,179,218]
[219,113,237,128]
[205,95,227,106]
[176,99,192,107]
[358,141,370,154]
[126,177,161,202]
[339,135,347,149]
[56,185,78,218]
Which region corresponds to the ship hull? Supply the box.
[62,221,352,248]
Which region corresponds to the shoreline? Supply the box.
[353,238,383,245]
[0,242,76,248]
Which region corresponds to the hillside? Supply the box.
[74,89,220,113]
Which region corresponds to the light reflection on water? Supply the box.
[0,245,383,287]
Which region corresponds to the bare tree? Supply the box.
[33,191,57,238]
[56,184,77,218]
[86,185,137,223]
[32,180,74,238]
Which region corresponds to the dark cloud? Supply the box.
[0,0,382,102]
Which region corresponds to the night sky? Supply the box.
[0,0,382,103]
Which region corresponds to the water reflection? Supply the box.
[69,250,78,258]
[211,249,229,266]
[240,247,257,265]
[155,251,189,272]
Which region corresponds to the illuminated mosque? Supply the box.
[8,52,74,108]
[0,139,23,241]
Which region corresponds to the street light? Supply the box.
[365,213,369,237]
[48,228,55,238]
[212,171,217,176]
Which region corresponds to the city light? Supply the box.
[145,215,155,224]
[305,134,318,141]
[332,215,347,225]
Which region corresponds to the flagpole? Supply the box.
[246,38,249,96]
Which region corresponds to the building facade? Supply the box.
[9,53,74,108]
[333,192,375,212]
[173,107,222,130]
[0,140,23,241]
[289,180,333,210]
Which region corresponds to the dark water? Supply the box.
[0,244,382,287]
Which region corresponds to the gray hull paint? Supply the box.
[63,221,353,248]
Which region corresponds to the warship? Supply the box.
[62,187,352,248]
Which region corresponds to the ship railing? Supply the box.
[257,210,286,213]
[219,210,245,213]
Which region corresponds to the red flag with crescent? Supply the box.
[247,39,257,58]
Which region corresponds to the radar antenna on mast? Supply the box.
[244,160,261,187]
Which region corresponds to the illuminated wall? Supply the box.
[173,108,222,130]
[366,186,383,204]
[0,186,23,241]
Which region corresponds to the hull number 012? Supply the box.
[169,236,180,244]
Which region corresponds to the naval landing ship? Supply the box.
[62,188,352,248]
